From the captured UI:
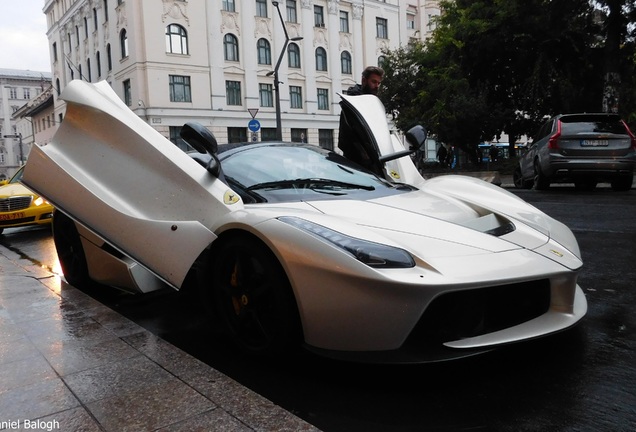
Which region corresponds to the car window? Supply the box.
[9,167,24,184]
[560,119,626,135]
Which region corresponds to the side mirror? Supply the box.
[405,125,428,151]
[180,122,218,155]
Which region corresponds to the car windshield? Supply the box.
[220,144,409,203]
[9,167,24,184]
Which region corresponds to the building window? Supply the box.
[289,85,302,108]
[314,5,324,27]
[255,0,267,17]
[68,32,72,51]
[259,83,273,107]
[170,126,193,151]
[52,42,58,62]
[228,127,247,143]
[169,75,192,102]
[288,42,301,68]
[378,55,387,68]
[319,129,334,150]
[376,17,388,39]
[84,17,89,39]
[315,47,327,71]
[261,128,277,141]
[226,80,242,106]
[107,44,112,70]
[104,0,109,21]
[123,79,131,106]
[76,26,80,46]
[341,51,352,74]
[291,128,307,143]
[222,0,235,12]
[286,0,297,23]
[23,88,31,100]
[407,13,415,30]
[224,34,239,61]
[257,38,271,65]
[317,88,329,110]
[339,11,349,32]
[166,24,189,55]
[96,51,101,77]
[87,58,92,81]
[120,29,128,58]
[9,88,17,99]
[93,8,98,30]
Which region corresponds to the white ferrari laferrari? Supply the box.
[22,80,587,363]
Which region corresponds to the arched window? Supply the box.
[166,24,189,55]
[315,47,327,71]
[341,51,352,74]
[378,55,387,68]
[96,51,101,77]
[257,38,271,65]
[224,34,239,61]
[288,42,301,68]
[120,29,128,58]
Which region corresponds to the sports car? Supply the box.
[22,80,587,363]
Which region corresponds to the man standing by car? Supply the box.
[338,66,385,172]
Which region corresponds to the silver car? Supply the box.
[514,113,636,191]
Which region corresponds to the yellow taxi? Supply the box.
[0,166,54,235]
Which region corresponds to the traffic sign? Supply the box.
[248,119,261,132]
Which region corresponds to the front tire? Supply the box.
[52,211,90,287]
[200,235,301,356]
[513,166,532,189]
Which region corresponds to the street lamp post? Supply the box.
[267,1,303,141]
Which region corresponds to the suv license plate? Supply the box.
[581,139,609,147]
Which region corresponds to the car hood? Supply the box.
[304,174,580,269]
[0,183,36,198]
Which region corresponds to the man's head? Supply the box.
[361,66,384,95]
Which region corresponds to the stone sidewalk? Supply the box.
[0,244,319,432]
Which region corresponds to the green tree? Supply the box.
[379,0,636,158]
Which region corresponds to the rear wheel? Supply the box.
[533,161,550,190]
[611,176,633,192]
[199,235,301,356]
[52,211,90,286]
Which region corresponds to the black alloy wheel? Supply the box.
[202,235,301,355]
[52,210,90,287]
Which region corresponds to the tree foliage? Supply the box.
[379,0,636,157]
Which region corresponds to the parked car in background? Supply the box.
[514,113,636,191]
[0,166,54,235]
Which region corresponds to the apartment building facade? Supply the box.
[44,0,440,148]
[0,69,53,180]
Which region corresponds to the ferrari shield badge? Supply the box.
[389,170,401,180]
[223,190,240,205]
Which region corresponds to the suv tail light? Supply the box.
[548,120,562,150]
[622,120,636,150]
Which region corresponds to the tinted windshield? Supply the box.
[220,144,411,203]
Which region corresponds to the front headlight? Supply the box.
[279,216,415,268]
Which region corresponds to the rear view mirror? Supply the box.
[180,122,218,155]
[405,125,428,151]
